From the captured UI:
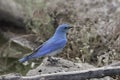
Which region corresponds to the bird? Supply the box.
[19,23,72,63]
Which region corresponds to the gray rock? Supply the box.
[27,57,114,80]
[27,57,95,76]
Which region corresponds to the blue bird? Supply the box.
[19,24,72,63]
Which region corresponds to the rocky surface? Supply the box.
[27,57,95,76]
[26,57,114,80]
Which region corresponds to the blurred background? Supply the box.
[0,0,120,76]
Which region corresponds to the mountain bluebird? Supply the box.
[19,24,72,63]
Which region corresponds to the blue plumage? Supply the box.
[19,24,72,63]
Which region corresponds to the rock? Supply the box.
[0,73,21,80]
[0,57,114,80]
[27,57,95,76]
[0,0,25,28]
[26,57,114,80]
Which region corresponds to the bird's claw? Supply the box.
[47,56,59,65]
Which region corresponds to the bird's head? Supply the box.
[56,24,72,33]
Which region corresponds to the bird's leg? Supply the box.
[47,56,59,64]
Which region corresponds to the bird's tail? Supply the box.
[19,56,28,63]
[19,52,37,63]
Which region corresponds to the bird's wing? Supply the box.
[18,41,47,62]
[26,41,47,58]
[32,37,55,53]
[28,38,67,58]
[32,42,46,53]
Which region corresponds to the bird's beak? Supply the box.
[68,26,73,29]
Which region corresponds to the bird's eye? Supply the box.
[64,27,68,29]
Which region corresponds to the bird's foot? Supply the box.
[47,56,59,65]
